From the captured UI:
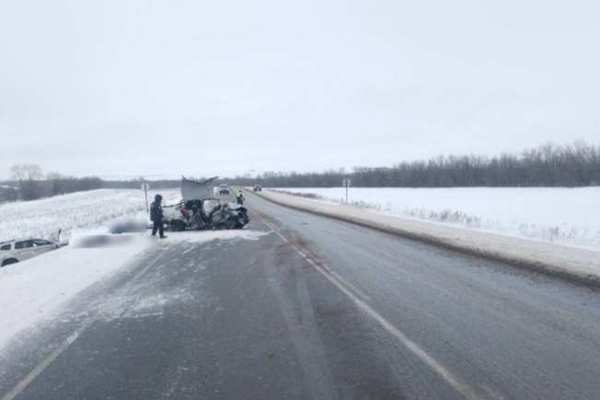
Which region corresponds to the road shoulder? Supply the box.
[251,190,600,288]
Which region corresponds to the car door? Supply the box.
[14,240,35,261]
[32,239,56,257]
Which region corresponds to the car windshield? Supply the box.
[1,2,600,400]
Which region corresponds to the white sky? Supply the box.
[1,0,599,179]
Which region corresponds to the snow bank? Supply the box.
[0,229,268,353]
[273,187,600,251]
[0,234,152,352]
[255,190,600,285]
[0,189,180,243]
[159,230,268,244]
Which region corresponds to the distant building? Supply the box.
[0,185,19,202]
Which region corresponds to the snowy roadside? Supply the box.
[271,187,600,251]
[0,229,268,354]
[0,234,152,352]
[0,187,268,353]
[0,189,180,243]
[253,190,600,285]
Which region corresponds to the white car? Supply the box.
[0,239,61,267]
[213,184,231,196]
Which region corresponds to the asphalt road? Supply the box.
[2,194,600,400]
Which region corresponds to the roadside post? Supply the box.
[141,182,151,215]
[343,178,351,203]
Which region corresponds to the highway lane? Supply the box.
[2,194,600,399]
[249,194,600,399]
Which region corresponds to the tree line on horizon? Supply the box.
[235,142,600,188]
[3,164,105,201]
[1,164,181,202]
[3,142,599,202]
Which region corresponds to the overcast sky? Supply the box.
[1,0,599,179]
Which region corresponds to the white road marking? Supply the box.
[1,253,165,400]
[263,219,488,400]
[1,321,92,400]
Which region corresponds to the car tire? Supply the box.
[170,220,186,232]
[1,258,18,267]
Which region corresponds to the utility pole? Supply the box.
[141,179,150,216]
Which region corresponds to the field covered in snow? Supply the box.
[273,187,600,250]
[0,189,180,243]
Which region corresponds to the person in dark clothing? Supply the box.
[150,194,166,238]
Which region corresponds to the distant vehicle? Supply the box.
[253,185,262,192]
[0,238,61,267]
[214,184,231,196]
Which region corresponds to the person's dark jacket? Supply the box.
[150,201,163,222]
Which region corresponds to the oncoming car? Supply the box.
[0,239,61,267]
[213,184,231,196]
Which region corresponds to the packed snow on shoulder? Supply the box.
[0,189,180,243]
[0,227,268,354]
[272,187,600,250]
[159,230,268,244]
[0,233,152,353]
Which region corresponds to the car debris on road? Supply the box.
[162,177,250,232]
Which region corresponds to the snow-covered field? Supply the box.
[273,187,600,250]
[0,189,180,243]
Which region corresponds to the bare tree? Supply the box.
[10,164,44,181]
[10,164,45,200]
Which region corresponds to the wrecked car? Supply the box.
[162,177,250,231]
[164,199,249,231]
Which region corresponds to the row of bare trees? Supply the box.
[5,142,599,201]
[236,142,600,188]
[6,164,104,201]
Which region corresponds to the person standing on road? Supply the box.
[150,194,167,239]
[236,189,245,205]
